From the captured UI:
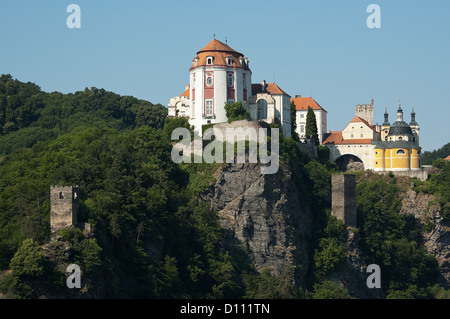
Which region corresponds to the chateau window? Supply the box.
[227,74,234,87]
[226,57,233,66]
[300,125,304,133]
[205,99,213,117]
[398,136,403,141]
[207,57,213,65]
[396,149,406,155]
[206,75,213,87]
[300,114,304,118]
[59,192,64,199]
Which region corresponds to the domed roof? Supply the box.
[197,39,243,56]
[190,39,249,70]
[388,120,413,136]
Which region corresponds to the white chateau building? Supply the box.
[290,96,328,143]
[168,39,291,137]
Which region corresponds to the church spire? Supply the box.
[396,101,403,122]
[410,106,418,126]
[383,106,390,126]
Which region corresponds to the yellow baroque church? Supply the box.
[323,102,421,172]
[374,106,421,171]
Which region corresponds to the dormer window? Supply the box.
[207,56,214,65]
[226,57,233,66]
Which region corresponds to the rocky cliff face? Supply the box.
[201,163,449,296]
[401,187,450,288]
[201,162,313,288]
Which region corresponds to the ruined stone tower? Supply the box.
[50,185,79,234]
[331,174,356,227]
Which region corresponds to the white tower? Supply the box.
[188,39,252,135]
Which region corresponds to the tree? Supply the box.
[421,142,450,165]
[305,106,318,145]
[225,101,251,123]
[290,101,299,142]
[9,239,46,277]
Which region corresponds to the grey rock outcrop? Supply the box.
[202,162,313,287]
[401,188,450,287]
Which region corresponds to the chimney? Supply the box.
[261,80,266,91]
[185,84,190,91]
[295,95,302,98]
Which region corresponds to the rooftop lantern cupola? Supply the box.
[410,106,418,126]
[396,102,403,122]
[383,106,390,126]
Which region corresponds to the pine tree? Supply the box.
[290,101,299,142]
[306,106,319,145]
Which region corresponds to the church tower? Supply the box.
[381,106,390,141]
[409,107,419,146]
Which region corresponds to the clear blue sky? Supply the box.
[1,0,449,151]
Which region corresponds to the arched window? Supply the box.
[227,73,234,87]
[396,149,405,155]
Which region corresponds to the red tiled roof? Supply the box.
[445,155,450,161]
[340,138,373,144]
[252,83,290,96]
[349,116,377,132]
[197,39,242,56]
[191,39,245,69]
[180,88,189,98]
[322,131,343,145]
[290,97,327,112]
[322,131,372,145]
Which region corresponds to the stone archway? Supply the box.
[335,154,365,172]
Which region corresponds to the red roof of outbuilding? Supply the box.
[290,97,327,112]
[252,83,290,96]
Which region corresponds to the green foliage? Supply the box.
[224,101,251,123]
[357,175,441,297]
[311,280,353,299]
[305,106,318,145]
[0,75,445,299]
[243,267,303,299]
[317,145,330,163]
[0,238,54,298]
[290,101,299,142]
[313,237,346,280]
[9,239,46,277]
[305,160,331,210]
[415,158,450,221]
[0,74,167,155]
[421,142,450,165]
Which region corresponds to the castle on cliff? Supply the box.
[168,38,422,173]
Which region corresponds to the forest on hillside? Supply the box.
[0,75,448,299]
